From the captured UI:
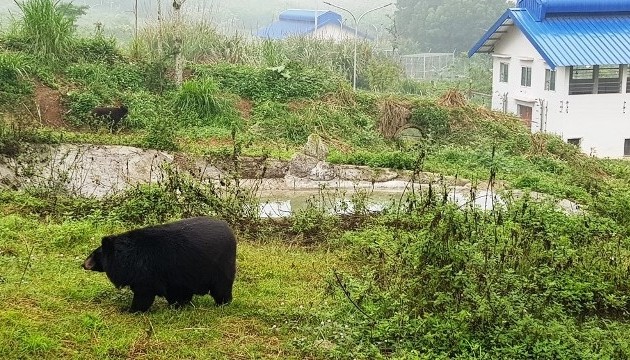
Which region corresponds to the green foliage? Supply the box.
[313,195,630,358]
[0,52,32,105]
[134,18,251,64]
[104,166,259,226]
[70,36,121,64]
[365,54,403,92]
[142,117,178,151]
[55,2,87,24]
[174,79,230,126]
[396,0,507,52]
[194,62,342,102]
[9,0,75,59]
[65,62,144,92]
[409,103,451,138]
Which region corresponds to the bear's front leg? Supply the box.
[129,291,156,312]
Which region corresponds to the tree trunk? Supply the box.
[173,0,186,86]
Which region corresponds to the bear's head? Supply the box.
[82,236,115,272]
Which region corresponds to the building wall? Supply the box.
[310,24,357,41]
[489,25,630,158]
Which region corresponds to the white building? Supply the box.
[469,0,630,158]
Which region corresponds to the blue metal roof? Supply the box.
[256,9,369,40]
[257,10,338,39]
[469,0,630,69]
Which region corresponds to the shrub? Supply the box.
[194,62,342,101]
[409,103,450,138]
[0,52,32,105]
[70,36,122,64]
[174,79,226,125]
[312,196,630,358]
[10,0,75,60]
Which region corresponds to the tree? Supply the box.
[172,0,186,86]
[57,1,88,24]
[395,0,507,53]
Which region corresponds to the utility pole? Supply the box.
[323,2,393,90]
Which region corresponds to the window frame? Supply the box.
[544,69,556,91]
[521,66,532,87]
[569,65,622,95]
[499,62,509,83]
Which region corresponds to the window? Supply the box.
[569,65,622,95]
[545,69,556,91]
[625,139,630,156]
[597,65,621,94]
[499,62,509,83]
[521,66,532,87]
[569,66,595,95]
[567,138,582,148]
[626,65,630,93]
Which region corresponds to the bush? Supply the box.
[194,62,342,101]
[0,52,32,105]
[70,36,122,64]
[312,196,630,358]
[409,103,450,138]
[174,79,230,126]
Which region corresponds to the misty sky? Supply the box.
[0,0,396,39]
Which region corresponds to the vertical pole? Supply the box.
[157,0,163,57]
[353,25,358,90]
[134,0,138,57]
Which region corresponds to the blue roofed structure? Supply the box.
[469,0,630,69]
[257,9,369,40]
[468,0,630,159]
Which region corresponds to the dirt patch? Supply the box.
[236,98,253,119]
[34,82,66,128]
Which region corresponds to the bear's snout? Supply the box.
[83,257,95,270]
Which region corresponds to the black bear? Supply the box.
[83,217,236,312]
[90,105,128,130]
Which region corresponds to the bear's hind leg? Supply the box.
[209,285,232,305]
[129,291,156,312]
[166,289,193,307]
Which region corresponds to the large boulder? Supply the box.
[302,134,328,160]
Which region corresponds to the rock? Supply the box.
[302,134,328,160]
[288,153,319,177]
[334,165,399,182]
[309,161,336,181]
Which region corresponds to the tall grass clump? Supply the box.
[0,52,32,105]
[174,79,225,123]
[135,19,252,64]
[9,0,75,60]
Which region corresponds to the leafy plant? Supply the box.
[9,0,75,60]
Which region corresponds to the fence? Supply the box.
[383,51,456,80]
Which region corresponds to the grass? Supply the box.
[0,215,338,359]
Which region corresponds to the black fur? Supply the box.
[83,217,237,312]
[90,105,128,129]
